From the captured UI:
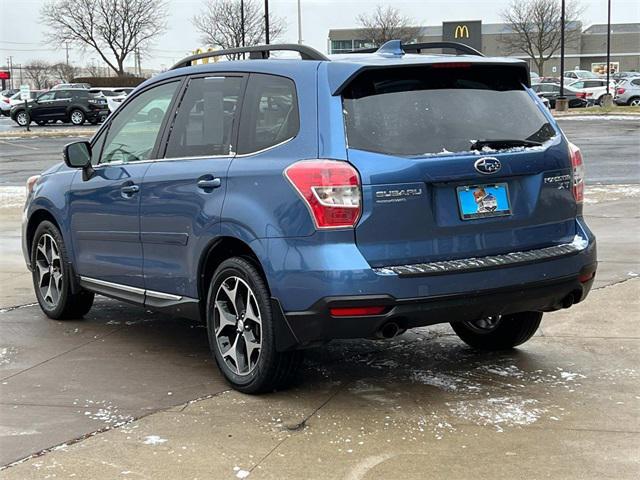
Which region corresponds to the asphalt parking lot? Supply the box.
[1,116,639,479]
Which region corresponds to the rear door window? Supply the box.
[342,65,556,157]
[165,76,243,158]
[237,73,299,155]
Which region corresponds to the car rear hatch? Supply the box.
[341,63,578,268]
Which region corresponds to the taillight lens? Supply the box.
[284,160,361,229]
[569,143,584,204]
[616,88,625,95]
[330,306,386,317]
[576,92,586,99]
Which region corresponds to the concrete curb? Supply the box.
[0,129,96,139]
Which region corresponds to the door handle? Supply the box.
[121,184,139,196]
[197,178,221,190]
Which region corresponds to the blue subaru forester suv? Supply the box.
[22,42,596,393]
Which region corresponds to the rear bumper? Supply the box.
[277,265,596,348]
[265,218,597,349]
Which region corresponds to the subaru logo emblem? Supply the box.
[474,157,501,175]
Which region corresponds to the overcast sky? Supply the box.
[1,0,639,71]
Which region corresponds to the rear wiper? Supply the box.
[470,139,542,151]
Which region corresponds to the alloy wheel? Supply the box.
[214,276,262,376]
[16,112,28,126]
[463,315,502,334]
[35,234,63,308]
[630,98,640,107]
[70,111,84,125]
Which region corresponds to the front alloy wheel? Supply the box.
[16,111,29,126]
[35,233,63,308]
[214,276,262,376]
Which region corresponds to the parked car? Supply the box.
[537,77,561,84]
[566,79,616,105]
[563,70,600,81]
[530,83,588,108]
[10,89,109,126]
[1,90,45,116]
[95,87,135,113]
[613,71,640,83]
[614,77,640,106]
[1,88,19,100]
[22,41,596,393]
[51,83,91,90]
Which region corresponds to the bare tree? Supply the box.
[24,61,52,89]
[85,63,103,77]
[501,0,583,75]
[51,62,80,83]
[356,5,420,47]
[41,0,168,76]
[193,0,286,60]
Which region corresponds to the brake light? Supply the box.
[431,62,472,69]
[2,98,9,103]
[330,306,386,317]
[569,143,584,204]
[576,92,587,99]
[616,88,625,95]
[284,160,361,229]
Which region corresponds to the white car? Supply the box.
[0,90,45,116]
[563,70,601,81]
[90,87,135,113]
[566,79,616,105]
[51,83,91,90]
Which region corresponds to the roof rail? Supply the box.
[347,41,484,57]
[170,44,329,69]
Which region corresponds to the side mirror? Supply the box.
[63,141,92,168]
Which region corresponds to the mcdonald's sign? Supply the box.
[454,25,470,39]
[442,20,482,52]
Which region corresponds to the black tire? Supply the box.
[15,110,30,126]
[206,257,301,394]
[69,109,85,125]
[450,311,542,350]
[31,221,94,320]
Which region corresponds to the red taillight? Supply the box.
[616,88,625,95]
[2,98,9,103]
[569,143,584,204]
[284,160,361,229]
[578,272,595,283]
[576,92,587,99]
[330,306,386,317]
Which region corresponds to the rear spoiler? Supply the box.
[330,60,531,96]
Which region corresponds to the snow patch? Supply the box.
[0,186,26,209]
[142,435,167,445]
[448,397,545,431]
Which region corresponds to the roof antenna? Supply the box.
[376,40,404,56]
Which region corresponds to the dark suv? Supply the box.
[22,42,596,393]
[10,89,109,126]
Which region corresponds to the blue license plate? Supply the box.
[457,183,511,220]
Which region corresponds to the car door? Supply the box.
[68,80,182,293]
[50,90,73,120]
[31,91,56,121]
[140,74,245,300]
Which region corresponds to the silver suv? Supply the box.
[614,77,640,106]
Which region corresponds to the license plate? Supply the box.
[457,183,511,220]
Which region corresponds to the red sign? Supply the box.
[0,71,10,80]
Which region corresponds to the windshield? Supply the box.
[342,65,555,157]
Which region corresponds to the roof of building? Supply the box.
[583,23,640,34]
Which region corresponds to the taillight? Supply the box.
[2,98,9,103]
[576,92,587,99]
[616,88,625,95]
[284,160,361,229]
[569,143,584,204]
[330,306,386,317]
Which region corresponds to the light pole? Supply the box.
[297,0,303,44]
[606,0,611,97]
[264,0,270,44]
[557,0,568,112]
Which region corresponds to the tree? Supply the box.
[356,5,420,47]
[501,0,583,76]
[193,0,285,60]
[40,0,168,76]
[24,61,52,89]
[51,62,79,83]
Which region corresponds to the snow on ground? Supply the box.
[142,435,168,446]
[584,184,640,204]
[0,186,26,209]
[556,115,640,121]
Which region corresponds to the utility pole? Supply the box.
[240,0,246,59]
[556,0,568,111]
[606,0,611,97]
[7,56,13,89]
[264,0,270,44]
[297,0,303,44]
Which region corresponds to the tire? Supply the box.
[148,108,163,123]
[69,109,85,126]
[629,97,640,107]
[206,257,301,394]
[450,311,542,351]
[31,221,94,320]
[15,110,30,126]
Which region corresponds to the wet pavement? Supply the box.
[1,116,639,478]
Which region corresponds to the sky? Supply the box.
[1,0,639,72]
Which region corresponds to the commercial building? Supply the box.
[328,22,640,75]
